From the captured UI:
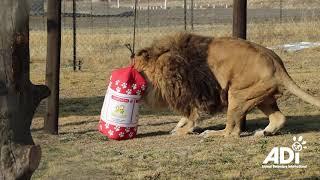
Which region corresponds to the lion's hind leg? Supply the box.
[255,99,286,136]
[201,85,276,138]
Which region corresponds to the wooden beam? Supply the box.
[45,0,62,134]
[232,0,247,39]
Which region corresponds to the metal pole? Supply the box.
[190,0,194,30]
[73,0,77,71]
[90,0,93,30]
[147,0,150,31]
[133,0,138,53]
[280,0,283,23]
[42,0,45,31]
[184,0,187,30]
[232,0,247,39]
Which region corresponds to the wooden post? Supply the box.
[232,0,247,39]
[0,0,50,178]
[45,0,61,134]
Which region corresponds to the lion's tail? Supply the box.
[279,71,320,108]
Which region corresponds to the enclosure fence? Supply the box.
[30,0,320,71]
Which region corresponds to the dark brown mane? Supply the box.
[135,33,223,116]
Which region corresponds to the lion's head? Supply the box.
[134,33,223,117]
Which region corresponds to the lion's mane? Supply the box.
[135,33,223,117]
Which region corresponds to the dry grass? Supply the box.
[30,20,320,179]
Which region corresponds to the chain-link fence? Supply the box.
[29,0,320,72]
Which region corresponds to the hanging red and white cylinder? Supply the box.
[98,66,147,140]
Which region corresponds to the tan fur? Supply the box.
[134,33,320,137]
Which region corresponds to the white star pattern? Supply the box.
[132,84,137,89]
[119,132,125,138]
[121,82,127,88]
[108,130,114,136]
[129,132,134,138]
[99,124,103,130]
[136,90,141,95]
[116,87,121,92]
[105,123,109,129]
[115,80,120,85]
[114,125,121,131]
[125,127,131,133]
[141,84,146,91]
[126,89,132,95]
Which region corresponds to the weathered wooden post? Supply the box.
[233,0,247,39]
[45,0,61,134]
[0,0,50,179]
[233,0,247,131]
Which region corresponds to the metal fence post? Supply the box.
[191,0,194,30]
[280,0,283,23]
[184,0,187,30]
[73,0,77,71]
[147,0,150,31]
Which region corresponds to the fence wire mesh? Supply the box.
[29,0,320,72]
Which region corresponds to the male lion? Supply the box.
[133,33,320,137]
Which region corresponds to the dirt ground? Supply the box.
[29,21,320,179]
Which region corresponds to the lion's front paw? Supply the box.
[171,127,197,136]
[254,129,265,137]
[254,129,277,137]
[200,129,226,138]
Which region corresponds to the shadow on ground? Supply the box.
[198,115,320,135]
[35,96,175,118]
[33,112,320,138]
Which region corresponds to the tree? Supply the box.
[0,0,50,179]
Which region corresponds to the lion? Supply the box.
[133,33,320,137]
